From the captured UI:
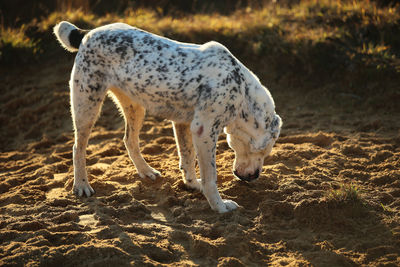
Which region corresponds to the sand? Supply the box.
[0,59,399,266]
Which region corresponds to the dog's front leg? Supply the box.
[191,118,239,213]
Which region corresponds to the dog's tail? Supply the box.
[53,21,89,52]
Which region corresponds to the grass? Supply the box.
[0,25,41,64]
[325,183,362,205]
[380,203,395,213]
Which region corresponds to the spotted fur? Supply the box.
[54,21,282,213]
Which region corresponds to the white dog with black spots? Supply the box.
[54,21,282,213]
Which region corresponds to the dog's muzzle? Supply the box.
[233,169,260,182]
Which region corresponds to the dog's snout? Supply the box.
[234,169,260,182]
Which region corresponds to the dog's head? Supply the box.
[225,112,282,181]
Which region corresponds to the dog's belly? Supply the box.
[122,85,196,122]
[146,103,194,122]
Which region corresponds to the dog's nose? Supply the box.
[234,169,260,182]
[249,169,260,180]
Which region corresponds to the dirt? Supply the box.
[0,58,399,266]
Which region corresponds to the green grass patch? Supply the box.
[326,183,362,205]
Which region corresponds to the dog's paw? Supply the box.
[138,168,161,180]
[217,199,239,213]
[73,182,95,197]
[185,179,202,192]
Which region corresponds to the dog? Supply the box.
[54,21,282,213]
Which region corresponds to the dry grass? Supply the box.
[1,0,399,98]
[0,25,41,63]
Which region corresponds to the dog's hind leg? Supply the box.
[70,74,106,197]
[172,122,201,191]
[109,88,161,180]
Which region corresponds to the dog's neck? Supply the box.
[243,81,274,127]
[226,81,275,140]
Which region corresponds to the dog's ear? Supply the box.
[251,114,281,152]
[270,114,282,140]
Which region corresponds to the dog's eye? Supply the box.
[250,136,270,153]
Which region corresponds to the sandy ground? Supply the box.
[0,59,399,266]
